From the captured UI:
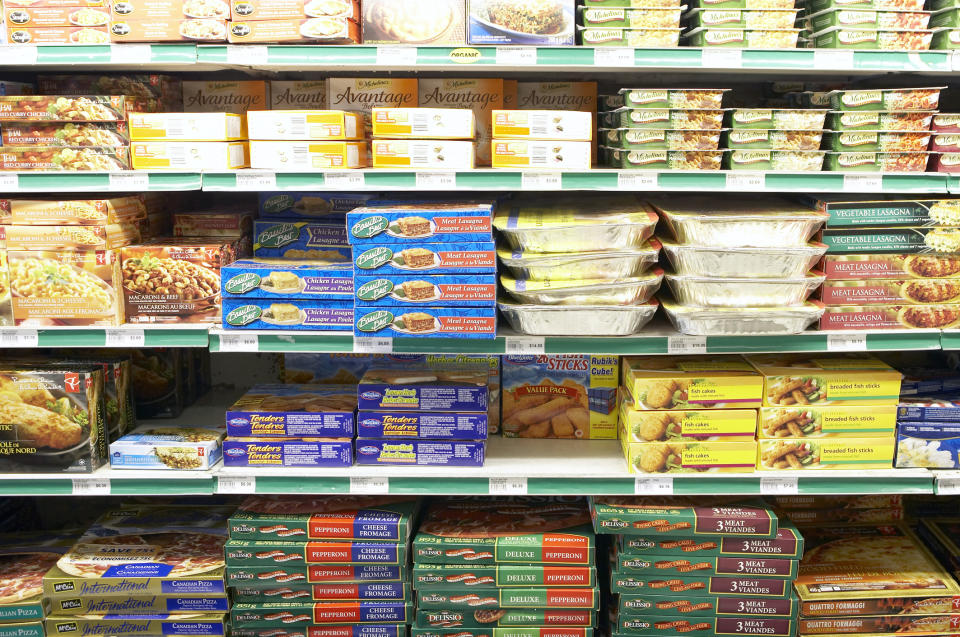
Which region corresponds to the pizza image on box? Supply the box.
[0,550,61,604]
[57,532,225,578]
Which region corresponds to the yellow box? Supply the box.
[129,112,246,141]
[419,78,504,165]
[492,110,593,141]
[246,110,364,141]
[745,354,903,407]
[270,80,327,110]
[249,141,366,170]
[182,80,268,113]
[1,223,139,250]
[130,141,249,170]
[491,140,591,169]
[619,397,757,442]
[621,430,758,474]
[757,437,895,471]
[759,405,897,439]
[326,78,418,133]
[621,355,764,411]
[371,140,475,169]
[516,81,598,160]
[372,107,476,139]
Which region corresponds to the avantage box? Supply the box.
[621,355,764,411]
[615,553,799,579]
[0,95,125,121]
[492,140,591,169]
[270,81,327,110]
[614,614,794,636]
[759,405,896,438]
[232,582,410,603]
[611,572,793,598]
[371,107,476,139]
[258,192,374,219]
[353,242,496,274]
[0,122,128,146]
[419,78,505,165]
[354,274,497,307]
[417,610,595,628]
[617,521,803,558]
[226,384,356,438]
[223,299,354,331]
[230,601,412,626]
[182,80,268,113]
[347,202,494,244]
[492,110,593,141]
[357,367,488,412]
[417,587,599,609]
[355,440,486,466]
[745,353,902,406]
[44,614,228,637]
[225,539,406,566]
[326,78,418,131]
[129,112,246,141]
[250,140,367,170]
[222,259,354,300]
[618,593,798,618]
[590,498,778,537]
[130,141,249,169]
[222,438,353,467]
[247,110,364,141]
[412,564,597,589]
[0,196,144,226]
[226,565,406,586]
[357,411,488,440]
[371,140,476,169]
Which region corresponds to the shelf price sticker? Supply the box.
[726,172,764,190]
[415,172,456,189]
[72,477,110,496]
[0,45,38,64]
[667,336,707,355]
[350,477,389,494]
[377,46,417,66]
[112,44,151,64]
[0,174,18,190]
[844,174,882,192]
[634,477,674,495]
[759,476,799,495]
[105,328,145,348]
[236,172,277,190]
[521,172,562,190]
[489,477,528,495]
[218,476,256,494]
[354,337,393,353]
[325,172,364,189]
[702,48,742,68]
[0,329,38,348]
[219,333,259,352]
[827,333,867,352]
[109,172,150,190]
[618,172,658,190]
[496,47,536,66]
[505,336,545,355]
[227,45,269,65]
[937,474,960,495]
[594,47,633,67]
[813,49,854,70]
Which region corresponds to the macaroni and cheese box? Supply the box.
[225,540,406,566]
[417,610,595,628]
[501,355,619,439]
[254,219,349,251]
[109,424,225,470]
[618,593,798,618]
[1,223,140,251]
[760,405,897,438]
[619,400,758,441]
[621,436,758,474]
[371,108,475,139]
[226,565,406,585]
[182,80,268,113]
[354,274,497,307]
[355,440,486,466]
[231,602,411,626]
[129,112,246,141]
[222,439,353,467]
[232,583,410,603]
[0,196,144,226]
[353,242,497,274]
[610,572,792,597]
[222,259,354,300]
[492,110,593,141]
[44,615,227,637]
[590,498,778,538]
[758,437,895,470]
[270,81,327,110]
[614,614,794,636]
[804,196,960,227]
[357,411,488,440]
[222,299,353,330]
[247,110,364,141]
[617,521,803,558]
[354,306,496,338]
[416,588,599,609]
[615,553,798,579]
[745,354,902,406]
[356,367,488,412]
[0,121,128,146]
[0,95,125,121]
[226,384,356,438]
[621,356,764,411]
[371,140,476,169]
[347,203,494,244]
[130,141,249,169]
[250,140,366,170]
[258,192,374,219]
[412,564,597,588]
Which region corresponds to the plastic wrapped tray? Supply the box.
[501,269,663,305]
[497,241,661,280]
[728,109,828,131]
[722,129,823,150]
[827,87,944,111]
[662,300,825,335]
[828,110,934,131]
[664,271,825,307]
[660,240,827,277]
[599,128,723,150]
[686,8,801,28]
[618,88,729,109]
[684,26,802,47]
[824,151,931,172]
[499,300,659,336]
[823,131,932,152]
[724,149,825,171]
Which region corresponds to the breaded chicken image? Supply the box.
[0,376,54,408]
[0,398,83,449]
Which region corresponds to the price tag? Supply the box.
[489,477,528,495]
[496,47,536,66]
[844,174,882,191]
[350,477,389,494]
[72,477,110,495]
[354,337,393,353]
[226,45,269,65]
[377,46,417,66]
[0,174,18,190]
[111,44,151,64]
[236,172,276,190]
[218,333,259,352]
[760,476,799,495]
[105,328,145,348]
[325,172,364,189]
[521,172,562,190]
[109,172,149,190]
[0,45,38,65]
[635,477,674,495]
[415,172,456,189]
[505,336,545,355]
[813,49,854,70]
[0,329,38,348]
[702,48,742,69]
[726,172,765,190]
[667,336,707,355]
[618,172,658,190]
[218,476,256,494]
[594,47,633,66]
[827,333,867,352]
[938,475,960,495]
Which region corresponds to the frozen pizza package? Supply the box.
[225,564,408,586]
[224,539,408,567]
[0,531,80,624]
[44,614,227,637]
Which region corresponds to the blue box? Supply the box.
[353,242,496,274]
[226,385,356,438]
[223,299,353,330]
[355,440,485,466]
[896,422,960,468]
[354,274,496,307]
[254,220,352,260]
[258,192,376,218]
[222,259,354,300]
[898,398,960,422]
[357,411,488,440]
[354,305,497,339]
[223,439,353,468]
[347,203,494,244]
[357,367,489,412]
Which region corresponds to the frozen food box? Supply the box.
[492,140,591,169]
[686,8,800,29]
[821,278,960,304]
[222,438,353,467]
[173,210,255,243]
[823,130,932,152]
[362,0,464,44]
[356,440,486,466]
[615,551,797,578]
[182,80,268,113]
[602,108,725,131]
[106,0,226,20]
[270,81,327,110]
[600,128,723,151]
[356,367,488,412]
[806,196,960,227]
[745,354,902,406]
[0,146,129,171]
[128,112,246,141]
[619,401,758,441]
[357,411,488,440]
[621,356,763,411]
[898,397,960,421]
[0,95,125,121]
[6,5,108,26]
[491,110,592,141]
[759,437,895,470]
[44,614,228,637]
[49,592,228,615]
[412,564,597,588]
[827,110,935,131]
[417,610,596,628]
[233,628,404,637]
[798,615,960,634]
[723,129,823,150]
[419,78,504,166]
[354,306,496,339]
[258,192,375,219]
[589,497,779,537]
[605,148,723,170]
[810,26,935,49]
[109,424,225,470]
[327,78,419,132]
[417,587,599,609]
[769,494,902,509]
[6,25,110,43]
[727,108,827,131]
[246,110,364,141]
[232,601,411,626]
[231,0,359,21]
[231,583,410,603]
[225,539,406,566]
[896,422,960,467]
[467,0,573,45]
[618,592,798,618]
[371,107,475,139]
[779,506,904,525]
[0,223,139,251]
[0,531,78,622]
[228,495,417,542]
[822,226,960,253]
[0,121,128,146]
[820,303,960,330]
[614,614,793,636]
[347,202,494,244]
[226,384,356,438]
[109,18,228,41]
[36,73,181,111]
[724,149,825,172]
[760,405,896,438]
[828,87,944,111]
[918,518,960,572]
[617,520,803,558]
[0,197,145,227]
[610,572,793,597]
[223,299,354,330]
[822,253,960,279]
[580,7,684,28]
[249,140,366,169]
[254,222,349,261]
[130,141,249,170]
[226,564,407,585]
[222,258,354,300]
[413,498,594,565]
[683,26,801,46]
[224,15,355,44]
[353,242,496,274]
[931,133,960,152]
[617,88,727,110]
[371,139,476,169]
[622,437,758,474]
[354,274,496,307]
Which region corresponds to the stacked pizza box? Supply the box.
[411,497,599,637]
[0,531,78,637]
[226,495,418,637]
[589,497,803,637]
[42,505,231,637]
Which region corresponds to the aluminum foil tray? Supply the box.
[661,299,825,335]
[660,240,827,277]
[499,300,659,336]
[664,271,825,307]
[497,241,661,280]
[501,269,663,306]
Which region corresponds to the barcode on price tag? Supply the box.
[355,337,393,353]
[635,477,674,495]
[667,336,707,355]
[813,49,854,70]
[618,172,658,190]
[416,172,456,189]
[760,476,799,495]
[521,172,562,190]
[219,333,259,352]
[489,477,527,495]
[594,47,633,66]
[937,475,960,495]
[236,172,276,190]
[105,328,145,348]
[0,329,38,348]
[726,172,765,190]
[702,48,742,68]
[0,45,38,65]
[505,336,545,355]
[0,174,18,190]
[377,46,417,66]
[227,45,269,65]
[72,477,110,495]
[218,476,256,494]
[844,174,882,191]
[350,477,389,494]
[827,333,867,351]
[109,172,150,190]
[325,172,364,189]
[496,47,536,65]
[112,44,151,64]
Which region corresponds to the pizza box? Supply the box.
[413,498,595,566]
[590,497,779,538]
[0,531,78,623]
[231,582,410,603]
[45,614,227,636]
[614,553,798,579]
[798,614,960,634]
[610,572,793,598]
[917,518,960,573]
[225,540,407,566]
[416,609,597,628]
[768,495,902,510]
[416,587,600,609]
[228,495,418,542]
[226,564,407,586]
[618,592,799,617]
[616,520,803,558]
[48,594,229,615]
[411,631,595,637]
[614,614,794,636]
[776,506,903,526]
[77,504,234,537]
[232,627,404,637]
[230,601,413,626]
[412,564,598,589]
[0,623,41,637]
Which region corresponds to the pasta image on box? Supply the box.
[371,140,476,169]
[467,0,574,45]
[618,593,798,618]
[222,438,353,467]
[0,122,128,146]
[821,278,960,304]
[746,354,902,406]
[6,25,109,43]
[249,141,366,169]
[611,573,792,597]
[354,306,497,339]
[757,437,895,470]
[222,299,354,330]
[492,140,591,169]
[109,18,228,41]
[231,602,412,626]
[619,401,758,441]
[222,259,354,300]
[617,521,803,557]
[227,16,359,42]
[5,6,109,27]
[225,384,356,438]
[226,564,407,584]
[412,564,597,588]
[129,112,246,141]
[353,243,496,274]
[615,553,798,578]
[348,203,494,244]
[355,440,486,466]
[1,223,140,251]
[589,497,779,537]
[372,108,476,139]
[357,411,488,440]
[231,0,359,20]
[821,253,960,279]
[622,437,758,474]
[247,110,364,141]
[821,303,960,330]
[759,405,896,438]
[492,110,592,141]
[354,274,497,307]
[416,588,599,609]
[130,141,249,169]
[621,355,764,410]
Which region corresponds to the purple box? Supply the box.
[226,385,355,437]
[223,439,353,467]
[357,368,488,412]
[898,397,960,422]
[357,411,488,440]
[355,440,485,466]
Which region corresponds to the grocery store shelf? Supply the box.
[0,466,215,496]
[0,325,210,348]
[934,471,960,494]
[0,44,199,69]
[0,172,201,192]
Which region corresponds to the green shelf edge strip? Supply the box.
[110,478,214,495]
[34,329,209,348]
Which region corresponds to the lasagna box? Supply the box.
[745,353,902,406]
[821,252,960,280]
[230,601,412,626]
[258,192,374,219]
[224,539,406,566]
[347,203,495,244]
[820,278,960,305]
[416,588,599,609]
[357,411,488,440]
[412,564,597,589]
[222,438,352,467]
[610,573,793,598]
[356,367,488,412]
[616,521,803,558]
[109,424,225,470]
[254,220,350,254]
[352,242,497,274]
[621,355,763,411]
[806,195,960,227]
[589,498,778,538]
[222,300,354,331]
[231,582,410,603]
[226,384,356,438]
[354,306,496,338]
[355,440,486,466]
[417,610,595,628]
[820,303,960,330]
[225,564,407,586]
[354,274,497,307]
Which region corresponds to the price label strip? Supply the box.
[759,476,799,495]
[496,47,536,66]
[489,477,528,495]
[112,44,151,64]
[350,477,389,494]
[227,45,269,65]
[827,333,867,352]
[594,47,633,67]
[618,172,658,190]
[325,172,364,188]
[937,475,960,495]
[0,174,18,190]
[505,336,545,355]
[72,477,110,495]
[236,172,277,190]
[667,336,707,355]
[109,172,150,190]
[218,476,256,494]
[726,172,765,190]
[521,172,562,190]
[377,46,417,66]
[355,337,393,353]
[0,329,38,348]
[105,328,145,348]
[844,174,882,191]
[415,172,456,189]
[218,333,259,352]
[635,477,674,495]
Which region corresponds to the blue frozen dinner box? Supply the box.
[223,299,353,330]
[354,306,497,339]
[258,192,376,218]
[354,274,496,306]
[357,411,488,440]
[223,438,353,468]
[347,202,494,244]
[254,220,352,258]
[226,384,356,438]
[222,258,354,300]
[352,242,496,274]
[896,422,960,468]
[355,440,486,466]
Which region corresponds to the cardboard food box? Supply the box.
[110,17,227,41]
[231,602,412,626]
[492,140,591,168]
[355,439,486,466]
[0,146,129,171]
[354,274,496,307]
[619,400,758,441]
[417,609,595,628]
[234,628,403,637]
[253,221,350,260]
[6,25,109,43]
[347,203,494,245]
[798,615,960,634]
[769,494,902,509]
[412,564,597,589]
[362,0,465,44]
[222,438,353,467]
[225,539,406,566]
[758,437,895,470]
[821,226,960,254]
[617,521,803,558]
[745,354,902,406]
[779,507,904,525]
[222,259,354,300]
[5,5,109,26]
[590,497,778,537]
[0,532,78,622]
[466,0,574,44]
[759,405,896,438]
[357,411,487,440]
[232,582,410,603]
[614,552,798,579]
[0,253,10,327]
[356,367,488,412]
[228,16,360,42]
[222,299,353,331]
[515,82,598,160]
[231,0,359,20]
[618,593,798,618]
[270,80,327,110]
[0,196,145,226]
[615,614,794,636]
[896,422,960,468]
[353,242,496,274]
[821,252,960,280]
[621,436,758,474]
[417,587,599,609]
[1,223,140,251]
[226,564,407,586]
[249,140,366,169]
[898,397,960,421]
[371,107,475,139]
[411,630,593,637]
[258,192,374,219]
[821,303,960,330]
[109,424,225,470]
[49,594,229,615]
[226,384,356,438]
[182,80,269,113]
[247,110,364,141]
[173,210,255,243]
[36,73,182,111]
[491,110,592,141]
[419,78,505,165]
[129,112,246,141]
[109,0,229,19]
[611,572,793,597]
[0,122,127,146]
[621,356,764,411]
[326,78,418,133]
[821,278,960,305]
[130,141,249,169]
[44,615,227,636]
[371,140,476,169]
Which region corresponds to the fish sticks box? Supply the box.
[355,440,486,466]
[254,219,350,253]
[258,192,376,219]
[222,259,354,300]
[355,274,497,307]
[357,411,488,440]
[353,242,496,274]
[226,385,356,438]
[357,367,488,412]
[347,203,494,244]
[354,306,497,339]
[223,300,353,331]
[222,439,353,468]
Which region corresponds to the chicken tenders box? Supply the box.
[357,411,487,440]
[347,203,494,244]
[501,355,618,439]
[616,520,803,558]
[231,601,412,626]
[222,259,354,300]
[258,192,375,219]
[222,438,353,467]
[621,356,763,411]
[224,539,407,566]
[412,564,598,589]
[226,384,356,438]
[0,531,77,623]
[225,564,407,585]
[357,367,488,412]
[744,354,902,406]
[589,498,779,538]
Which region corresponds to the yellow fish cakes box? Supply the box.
[621,355,764,411]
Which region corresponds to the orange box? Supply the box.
[1,223,140,251]
[230,0,358,21]
[130,141,249,169]
[110,0,229,19]
[182,81,269,113]
[227,16,358,42]
[5,6,109,26]
[3,0,105,8]
[110,18,226,41]
[6,24,108,42]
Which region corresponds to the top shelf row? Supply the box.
[0,43,955,74]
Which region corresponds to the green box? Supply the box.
[618,593,798,617]
[724,149,825,171]
[615,615,794,636]
[932,0,960,10]
[617,521,803,558]
[723,129,823,150]
[225,540,407,566]
[728,109,827,131]
[932,26,960,46]
[589,498,778,538]
[416,609,596,628]
[611,571,793,598]
[828,87,943,111]
[583,0,683,6]
[823,151,931,172]
[809,8,933,31]
[228,498,417,542]
[412,630,595,637]
[599,128,722,151]
[417,587,600,609]
[618,88,728,109]
[614,554,798,579]
[684,27,801,47]
[579,6,684,27]
[810,0,926,11]
[604,148,723,170]
[827,110,935,131]
[811,27,934,49]
[413,564,598,588]
[226,564,408,585]
[0,623,42,637]
[600,108,725,130]
[231,602,412,626]
[231,582,411,603]
[686,8,800,28]
[822,131,932,152]
[45,615,227,637]
[821,226,960,253]
[692,0,798,9]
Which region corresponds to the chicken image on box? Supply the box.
[222,259,354,300]
[353,242,497,274]
[357,411,488,439]
[355,440,486,466]
[226,564,407,585]
[225,384,356,438]
[355,274,497,307]
[347,203,495,244]
[222,438,353,467]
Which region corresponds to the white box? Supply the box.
[249,140,367,169]
[492,140,591,169]
[129,113,246,141]
[247,110,364,141]
[109,424,225,471]
[372,107,476,139]
[130,141,249,170]
[492,110,593,141]
[372,140,476,169]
